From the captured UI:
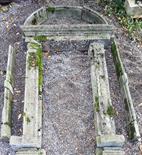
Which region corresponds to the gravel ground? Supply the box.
[42,40,96,155]
[11,41,26,136]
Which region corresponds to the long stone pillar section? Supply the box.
[22,40,42,147]
[1,45,16,138]
[89,42,125,155]
[89,42,116,135]
[10,40,43,150]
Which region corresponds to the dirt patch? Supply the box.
[11,41,26,136]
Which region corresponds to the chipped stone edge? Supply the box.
[111,37,141,141]
[1,45,16,138]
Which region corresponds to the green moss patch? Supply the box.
[28,42,43,95]
[34,36,47,42]
[36,46,43,95]
[128,122,135,140]
[4,122,11,127]
[111,41,123,77]
[23,113,31,124]
[107,105,116,117]
[30,42,40,49]
[124,98,129,112]
[95,96,100,112]
[26,116,31,124]
[31,18,37,25]
[47,7,55,13]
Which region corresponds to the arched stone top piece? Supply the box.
[22,6,113,41]
[24,6,108,26]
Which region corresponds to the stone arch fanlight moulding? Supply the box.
[21,6,113,41]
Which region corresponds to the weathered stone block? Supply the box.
[96,148,125,155]
[1,45,16,138]
[16,149,46,155]
[89,42,116,136]
[96,134,125,147]
[103,149,125,155]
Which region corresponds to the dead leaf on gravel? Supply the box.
[2,16,6,21]
[15,90,21,94]
[138,103,142,107]
[18,114,22,120]
[0,5,9,13]
[0,70,3,75]
[48,55,51,59]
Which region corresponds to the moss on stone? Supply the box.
[26,116,31,124]
[30,42,40,49]
[29,41,43,95]
[101,75,105,80]
[34,36,47,42]
[4,122,11,127]
[111,41,123,77]
[47,7,55,13]
[95,96,100,112]
[107,105,116,117]
[124,98,129,112]
[36,46,43,95]
[23,113,31,124]
[31,18,37,25]
[128,122,135,140]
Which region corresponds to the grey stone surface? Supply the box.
[10,40,43,149]
[10,135,41,149]
[16,148,46,155]
[22,41,41,146]
[21,6,112,40]
[96,148,125,155]
[96,134,125,147]
[89,42,126,155]
[103,150,125,155]
[1,45,16,138]
[89,42,116,136]
[21,24,112,41]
